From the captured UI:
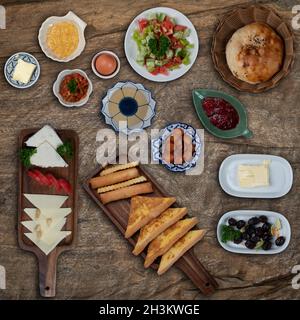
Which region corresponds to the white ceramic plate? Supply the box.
[219,154,293,198]
[124,7,199,82]
[38,11,87,62]
[53,69,93,107]
[217,210,291,254]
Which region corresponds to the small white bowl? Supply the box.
[53,69,93,108]
[38,11,87,62]
[91,51,120,79]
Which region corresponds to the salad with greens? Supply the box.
[132,12,194,75]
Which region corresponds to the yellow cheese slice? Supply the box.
[238,160,270,188]
[12,59,36,84]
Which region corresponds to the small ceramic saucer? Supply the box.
[4,52,40,89]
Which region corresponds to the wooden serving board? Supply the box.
[83,165,218,296]
[18,129,79,297]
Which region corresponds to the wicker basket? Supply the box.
[211,5,295,93]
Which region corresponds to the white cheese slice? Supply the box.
[12,59,36,84]
[24,231,71,255]
[238,160,270,188]
[30,141,68,168]
[21,217,66,234]
[24,208,71,221]
[25,125,63,149]
[24,194,68,209]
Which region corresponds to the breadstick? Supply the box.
[90,168,139,189]
[100,162,139,176]
[97,176,147,194]
[99,182,153,204]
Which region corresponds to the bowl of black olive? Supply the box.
[217,210,291,254]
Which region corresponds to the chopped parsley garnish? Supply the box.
[148,36,170,58]
[57,141,73,159]
[20,147,36,167]
[67,79,78,94]
[220,224,241,243]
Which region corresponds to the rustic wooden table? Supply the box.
[0,0,299,300]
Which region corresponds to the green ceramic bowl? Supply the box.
[192,89,253,139]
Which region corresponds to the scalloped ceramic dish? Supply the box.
[101,81,156,135]
[38,11,87,62]
[192,89,252,139]
[152,122,201,172]
[53,69,93,107]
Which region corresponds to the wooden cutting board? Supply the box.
[83,165,218,296]
[18,129,79,297]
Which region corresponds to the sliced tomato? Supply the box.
[150,67,161,75]
[27,170,40,183]
[173,56,182,64]
[138,18,148,32]
[58,179,72,194]
[164,61,174,69]
[32,169,50,186]
[161,16,174,35]
[45,173,61,192]
[174,25,187,32]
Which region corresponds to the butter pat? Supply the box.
[12,59,36,84]
[238,160,270,188]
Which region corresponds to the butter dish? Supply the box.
[218,154,293,198]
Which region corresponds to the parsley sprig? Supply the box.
[20,147,36,167]
[67,79,78,94]
[57,141,73,159]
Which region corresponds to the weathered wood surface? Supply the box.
[0,0,299,300]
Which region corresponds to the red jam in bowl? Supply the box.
[202,97,239,130]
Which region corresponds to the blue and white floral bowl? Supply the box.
[4,52,40,89]
[101,81,156,135]
[152,122,201,172]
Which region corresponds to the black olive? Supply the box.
[234,235,243,244]
[275,236,285,247]
[251,235,260,244]
[262,222,271,233]
[255,227,263,237]
[245,225,255,235]
[245,240,256,249]
[236,220,246,229]
[228,218,237,226]
[242,232,250,241]
[262,233,272,241]
[248,217,260,225]
[262,241,272,251]
[259,215,268,223]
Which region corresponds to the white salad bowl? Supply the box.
[38,11,87,62]
[53,69,93,108]
[124,7,199,82]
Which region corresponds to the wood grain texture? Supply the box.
[0,0,300,300]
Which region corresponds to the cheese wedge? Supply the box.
[30,141,68,168]
[25,231,71,255]
[144,217,198,268]
[238,160,270,188]
[12,59,36,84]
[25,125,63,149]
[21,218,66,234]
[24,208,71,221]
[125,196,176,239]
[157,230,207,275]
[133,207,187,256]
[24,194,68,209]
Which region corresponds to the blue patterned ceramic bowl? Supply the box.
[4,52,40,89]
[101,81,156,135]
[152,122,201,172]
